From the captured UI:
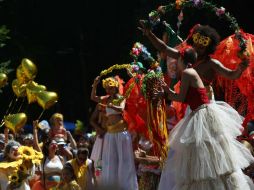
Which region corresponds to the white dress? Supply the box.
[100,108,138,190]
[158,87,254,190]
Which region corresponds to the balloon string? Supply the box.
[5,95,18,115]
[17,97,25,113]
[0,121,4,128]
[0,95,18,128]
[37,109,45,121]
[9,97,19,114]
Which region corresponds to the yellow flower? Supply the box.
[9,172,19,183]
[33,149,43,165]
[18,146,35,160]
[0,159,22,169]
[34,149,43,159]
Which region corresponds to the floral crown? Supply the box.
[192,32,211,47]
[147,0,248,60]
[102,77,119,89]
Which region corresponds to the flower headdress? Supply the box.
[148,0,248,60]
[102,77,119,89]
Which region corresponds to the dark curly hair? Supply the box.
[180,47,197,67]
[186,24,220,55]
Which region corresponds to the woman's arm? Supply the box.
[90,106,106,136]
[33,120,42,152]
[108,99,126,112]
[90,76,102,103]
[164,71,191,102]
[66,131,77,149]
[211,59,249,80]
[139,20,180,59]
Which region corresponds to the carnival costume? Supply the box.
[158,86,254,190]
[100,77,138,190]
[211,30,254,133]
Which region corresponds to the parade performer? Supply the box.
[211,31,254,133]
[128,42,169,162]
[155,46,254,189]
[91,75,138,190]
[140,21,249,119]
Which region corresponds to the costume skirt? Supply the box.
[159,102,254,190]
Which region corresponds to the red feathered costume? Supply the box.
[211,30,254,134]
[123,75,148,139]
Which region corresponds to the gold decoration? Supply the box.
[36,91,58,109]
[4,113,27,133]
[26,81,46,104]
[0,73,8,88]
[16,65,29,84]
[21,58,37,80]
[12,79,27,97]
[100,64,131,76]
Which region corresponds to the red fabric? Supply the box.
[123,76,148,138]
[184,86,210,110]
[163,74,172,87]
[171,82,187,124]
[31,181,45,190]
[114,75,124,95]
[211,30,254,116]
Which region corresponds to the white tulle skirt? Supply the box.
[101,131,138,190]
[159,101,254,190]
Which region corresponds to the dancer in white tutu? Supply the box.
[154,47,254,190]
[91,76,138,190]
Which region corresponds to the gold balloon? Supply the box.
[21,58,37,80]
[12,79,27,97]
[0,73,8,88]
[16,65,29,84]
[4,113,27,133]
[26,81,47,104]
[36,91,58,109]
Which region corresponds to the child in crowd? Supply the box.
[48,113,67,141]
[57,163,81,190]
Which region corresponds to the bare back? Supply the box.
[184,68,205,89]
[193,58,216,85]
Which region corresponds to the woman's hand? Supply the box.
[108,102,113,108]
[92,76,101,87]
[96,127,106,137]
[152,88,165,100]
[138,20,152,36]
[159,79,170,94]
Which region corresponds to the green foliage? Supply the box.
[74,119,86,135]
[0,25,12,92]
[0,60,13,74]
[0,25,10,48]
